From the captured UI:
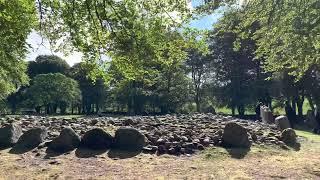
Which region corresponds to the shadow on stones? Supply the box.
[75,147,108,158]
[44,148,66,159]
[225,148,250,159]
[9,144,36,154]
[107,149,141,159]
[0,145,11,151]
[289,143,301,151]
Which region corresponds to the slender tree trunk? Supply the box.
[292,99,297,115]
[195,93,200,112]
[237,105,245,117]
[307,95,315,112]
[96,103,100,114]
[231,106,235,116]
[71,103,74,115]
[35,106,41,114]
[296,95,304,120]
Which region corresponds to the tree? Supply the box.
[69,62,107,114]
[0,0,36,100]
[25,73,80,114]
[237,0,320,79]
[185,49,212,112]
[207,9,271,116]
[28,55,70,78]
[36,0,205,83]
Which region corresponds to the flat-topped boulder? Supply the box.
[14,127,47,149]
[114,127,146,151]
[80,128,113,149]
[0,123,22,147]
[49,127,81,152]
[222,122,252,148]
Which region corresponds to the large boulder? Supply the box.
[281,128,297,146]
[0,123,22,147]
[114,127,146,151]
[81,128,113,149]
[275,116,291,131]
[14,127,47,149]
[222,122,251,148]
[49,127,81,152]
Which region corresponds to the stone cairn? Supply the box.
[0,113,299,156]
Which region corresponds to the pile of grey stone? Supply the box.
[0,113,299,156]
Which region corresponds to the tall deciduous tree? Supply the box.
[0,0,36,100]
[238,0,320,79]
[36,0,206,82]
[186,49,212,112]
[28,55,70,78]
[207,9,271,116]
[25,73,81,114]
[69,62,107,114]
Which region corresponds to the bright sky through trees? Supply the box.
[25,0,220,65]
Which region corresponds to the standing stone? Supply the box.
[81,128,113,149]
[260,106,274,124]
[14,127,47,148]
[281,128,297,146]
[275,116,291,131]
[222,122,251,148]
[49,127,81,152]
[0,123,22,147]
[114,127,146,151]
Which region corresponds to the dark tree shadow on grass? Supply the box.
[75,147,108,158]
[107,149,141,159]
[225,148,250,159]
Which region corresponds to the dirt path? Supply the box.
[0,130,319,180]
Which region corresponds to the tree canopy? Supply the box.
[25,73,80,114]
[0,0,36,99]
[234,0,320,78]
[28,55,70,78]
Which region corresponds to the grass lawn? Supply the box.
[216,100,313,116]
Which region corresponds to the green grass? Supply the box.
[296,130,320,142]
[217,100,313,116]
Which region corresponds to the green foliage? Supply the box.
[28,55,70,78]
[69,62,107,114]
[207,9,271,115]
[0,0,37,99]
[25,73,80,113]
[238,0,320,79]
[37,0,207,82]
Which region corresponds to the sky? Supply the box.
[26,1,222,66]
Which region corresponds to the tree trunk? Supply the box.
[195,93,200,113]
[307,95,315,112]
[237,105,245,117]
[296,95,304,121]
[35,106,41,114]
[291,99,297,115]
[297,101,303,120]
[96,103,100,114]
[231,106,235,116]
